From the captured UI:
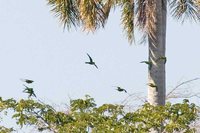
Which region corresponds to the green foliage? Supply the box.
[0,126,14,133]
[0,95,199,133]
[169,0,200,22]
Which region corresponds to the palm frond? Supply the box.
[121,0,135,44]
[48,0,80,30]
[101,0,114,20]
[136,0,156,41]
[169,0,200,22]
[78,0,108,32]
[195,0,200,6]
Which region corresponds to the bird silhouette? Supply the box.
[156,56,167,64]
[140,61,152,70]
[114,86,127,93]
[21,79,34,84]
[23,85,36,98]
[85,53,98,69]
[147,83,158,91]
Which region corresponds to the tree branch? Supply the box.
[166,78,200,100]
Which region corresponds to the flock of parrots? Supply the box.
[22,53,167,98]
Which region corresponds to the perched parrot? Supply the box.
[140,61,152,70]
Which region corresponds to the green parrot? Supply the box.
[156,56,167,64]
[23,85,36,98]
[21,79,34,84]
[85,53,98,69]
[114,86,127,93]
[147,83,158,91]
[140,61,153,70]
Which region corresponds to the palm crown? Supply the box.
[47,0,200,43]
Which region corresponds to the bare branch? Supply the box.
[166,77,200,100]
[121,92,147,106]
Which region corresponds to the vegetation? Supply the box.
[1,0,200,132]
[0,94,199,133]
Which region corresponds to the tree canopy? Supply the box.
[0,95,199,133]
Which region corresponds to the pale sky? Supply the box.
[0,0,200,109]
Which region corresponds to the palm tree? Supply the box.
[47,0,200,105]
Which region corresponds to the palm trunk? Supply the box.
[148,0,167,106]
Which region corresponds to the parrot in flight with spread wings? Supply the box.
[85,53,98,69]
[23,85,36,98]
[113,86,127,93]
[21,79,34,84]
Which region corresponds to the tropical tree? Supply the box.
[0,95,199,132]
[47,0,200,105]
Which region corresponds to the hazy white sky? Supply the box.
[0,0,200,108]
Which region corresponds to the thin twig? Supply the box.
[166,78,200,99]
[121,92,146,106]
